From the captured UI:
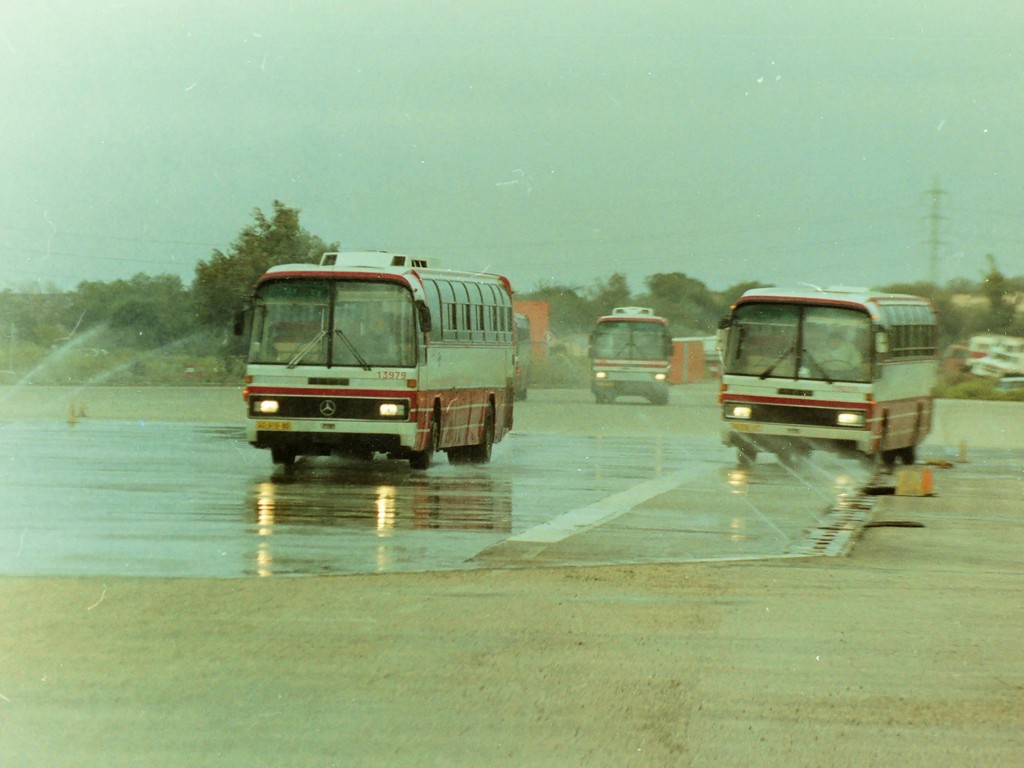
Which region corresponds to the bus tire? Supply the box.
[465,407,495,464]
[899,445,917,465]
[738,442,757,465]
[777,446,808,467]
[410,415,439,470]
[271,446,296,467]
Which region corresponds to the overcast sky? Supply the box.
[2,2,1022,295]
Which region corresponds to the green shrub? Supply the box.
[528,354,591,389]
[934,374,1024,401]
[7,347,244,386]
[934,377,997,399]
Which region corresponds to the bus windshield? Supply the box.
[725,303,872,383]
[591,321,668,360]
[249,280,416,368]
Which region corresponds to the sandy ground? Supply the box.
[2,386,1023,767]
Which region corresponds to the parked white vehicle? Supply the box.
[968,335,1024,378]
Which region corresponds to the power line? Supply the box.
[0,223,225,249]
[0,246,199,266]
[925,181,946,285]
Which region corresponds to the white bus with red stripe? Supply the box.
[589,307,672,405]
[239,251,515,469]
[717,286,938,466]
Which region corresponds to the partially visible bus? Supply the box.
[513,312,532,401]
[238,251,515,469]
[589,307,672,405]
[717,286,938,466]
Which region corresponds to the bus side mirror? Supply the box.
[416,300,432,333]
[233,309,246,336]
[717,316,731,330]
[875,330,889,354]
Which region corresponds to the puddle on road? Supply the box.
[0,420,897,578]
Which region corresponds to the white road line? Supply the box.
[509,464,716,544]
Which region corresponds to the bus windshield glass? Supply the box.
[725,303,872,383]
[592,321,667,360]
[249,280,330,366]
[333,281,415,367]
[248,279,416,368]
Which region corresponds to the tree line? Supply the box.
[2,200,1022,381]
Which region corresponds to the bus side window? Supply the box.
[437,280,456,342]
[455,282,472,342]
[422,280,442,336]
[482,285,498,342]
[499,289,512,341]
[415,300,432,334]
[467,283,485,342]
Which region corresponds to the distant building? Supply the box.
[512,300,549,358]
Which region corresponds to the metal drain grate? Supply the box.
[787,474,883,557]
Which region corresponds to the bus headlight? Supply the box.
[257,399,280,414]
[595,371,607,379]
[837,411,865,427]
[654,373,666,381]
[727,405,752,420]
[378,403,404,418]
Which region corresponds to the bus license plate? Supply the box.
[732,423,761,433]
[256,420,292,431]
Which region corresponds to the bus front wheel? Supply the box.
[271,446,296,467]
[410,417,439,470]
[737,442,757,465]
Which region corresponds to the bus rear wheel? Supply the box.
[466,408,495,463]
[649,388,669,406]
[450,408,495,464]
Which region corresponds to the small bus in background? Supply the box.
[717,286,938,466]
[514,313,532,400]
[238,251,515,469]
[589,307,673,405]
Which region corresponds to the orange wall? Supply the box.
[512,300,550,358]
[669,339,706,384]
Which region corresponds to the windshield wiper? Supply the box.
[799,350,833,384]
[287,330,326,368]
[759,346,795,379]
[334,328,372,371]
[613,342,634,357]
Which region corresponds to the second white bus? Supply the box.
[589,307,673,405]
[717,286,938,466]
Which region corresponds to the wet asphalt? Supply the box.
[0,411,883,577]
